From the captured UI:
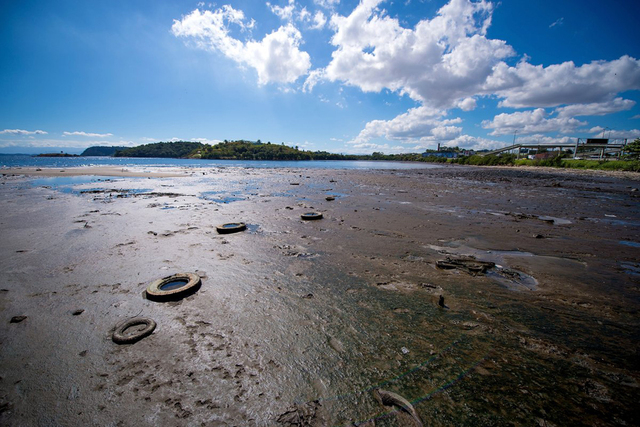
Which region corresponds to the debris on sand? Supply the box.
[374,389,423,427]
[276,400,325,426]
[436,256,495,275]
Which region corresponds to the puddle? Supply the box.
[245,223,261,234]
[619,241,640,248]
[620,262,640,276]
[537,215,572,225]
[485,268,538,291]
[200,191,245,203]
[31,176,125,194]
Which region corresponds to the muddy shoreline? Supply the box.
[1,165,639,426]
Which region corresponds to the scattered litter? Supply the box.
[374,389,423,427]
[216,222,246,234]
[112,317,156,344]
[146,272,202,301]
[301,212,323,220]
[436,256,495,275]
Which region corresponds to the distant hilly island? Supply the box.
[70,140,437,162]
[80,146,130,156]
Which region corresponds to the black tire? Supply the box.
[146,272,201,301]
[301,212,323,220]
[216,222,247,234]
[112,317,156,344]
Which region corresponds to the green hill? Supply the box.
[114,141,204,158]
[81,146,130,156]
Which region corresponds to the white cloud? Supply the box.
[311,11,327,29]
[268,1,327,30]
[482,108,587,136]
[314,0,340,9]
[316,0,513,108]
[448,134,506,150]
[301,0,640,148]
[457,97,477,111]
[555,97,635,118]
[172,7,310,85]
[549,17,564,28]
[1,129,48,135]
[63,131,113,137]
[512,134,576,145]
[588,127,640,140]
[489,56,640,108]
[191,137,223,144]
[350,106,463,144]
[0,138,132,149]
[268,0,296,21]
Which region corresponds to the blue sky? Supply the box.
[1,0,639,154]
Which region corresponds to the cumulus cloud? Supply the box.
[268,0,296,21]
[1,129,48,135]
[350,106,463,144]
[299,0,640,148]
[172,7,310,85]
[448,134,506,150]
[317,0,513,108]
[268,1,327,30]
[489,56,640,108]
[63,131,113,137]
[555,97,635,118]
[482,108,587,136]
[311,11,327,29]
[588,127,640,140]
[314,0,340,9]
[457,97,477,111]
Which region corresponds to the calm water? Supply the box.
[0,155,439,170]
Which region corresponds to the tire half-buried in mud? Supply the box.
[146,272,201,301]
[216,222,247,234]
[112,317,156,344]
[301,212,323,220]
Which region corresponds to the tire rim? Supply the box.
[146,272,201,301]
[112,317,156,344]
[216,222,247,234]
[301,212,323,220]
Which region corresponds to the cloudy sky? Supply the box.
[1,0,639,154]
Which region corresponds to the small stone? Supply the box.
[401,347,410,354]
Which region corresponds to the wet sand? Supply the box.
[1,165,639,426]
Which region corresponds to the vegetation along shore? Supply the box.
[67,139,640,172]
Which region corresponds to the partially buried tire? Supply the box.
[216,222,247,234]
[146,272,201,301]
[301,212,323,220]
[112,317,156,344]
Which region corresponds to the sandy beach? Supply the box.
[1,164,639,426]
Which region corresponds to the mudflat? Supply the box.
[1,164,639,426]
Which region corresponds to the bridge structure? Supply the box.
[480,138,629,159]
